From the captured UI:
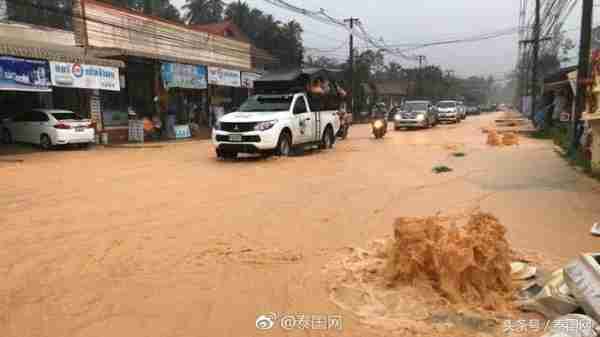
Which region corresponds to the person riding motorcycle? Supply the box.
[372,103,388,125]
[371,103,388,138]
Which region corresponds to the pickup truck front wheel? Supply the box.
[320,127,334,149]
[276,132,292,157]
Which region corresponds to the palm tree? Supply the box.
[183,0,223,25]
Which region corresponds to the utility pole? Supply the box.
[445,70,455,98]
[571,0,594,154]
[0,0,7,22]
[344,17,359,118]
[530,0,541,121]
[416,55,426,98]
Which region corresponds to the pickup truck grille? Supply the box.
[221,122,257,132]
[402,112,417,119]
[216,135,261,143]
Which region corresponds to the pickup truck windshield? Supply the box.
[438,102,457,108]
[239,95,293,112]
[404,102,428,111]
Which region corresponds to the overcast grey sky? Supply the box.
[172,0,584,79]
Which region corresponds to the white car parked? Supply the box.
[1,109,95,149]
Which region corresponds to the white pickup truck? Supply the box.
[212,92,341,159]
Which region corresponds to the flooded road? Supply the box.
[1,112,598,337]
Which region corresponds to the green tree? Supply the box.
[183,0,223,24]
[103,0,180,21]
[224,1,304,68]
[7,0,73,30]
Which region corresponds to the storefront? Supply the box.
[0,53,123,131]
[76,0,263,142]
[241,72,262,96]
[49,60,121,132]
[0,56,52,116]
[207,66,244,126]
[161,61,208,139]
[0,32,124,145]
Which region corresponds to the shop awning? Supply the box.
[88,47,253,73]
[0,37,125,69]
[543,66,578,92]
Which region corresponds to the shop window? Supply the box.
[127,60,155,118]
[0,92,50,119]
[101,90,128,127]
[52,87,82,115]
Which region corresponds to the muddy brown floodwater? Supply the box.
[0,113,599,337]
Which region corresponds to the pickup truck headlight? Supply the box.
[213,122,222,131]
[394,114,402,121]
[416,114,425,121]
[254,120,278,131]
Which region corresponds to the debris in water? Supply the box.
[433,165,453,174]
[452,152,466,157]
[591,223,600,237]
[384,212,513,310]
[502,132,520,146]
[511,261,537,281]
[516,268,579,319]
[324,212,527,336]
[564,253,600,322]
[487,131,502,146]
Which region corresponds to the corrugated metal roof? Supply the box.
[0,37,125,68]
[88,47,254,72]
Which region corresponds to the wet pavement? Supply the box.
[0,112,598,337]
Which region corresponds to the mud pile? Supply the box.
[486,131,502,146]
[384,212,513,310]
[502,132,520,146]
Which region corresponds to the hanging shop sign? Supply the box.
[208,67,241,87]
[241,72,262,89]
[0,56,51,92]
[50,62,120,91]
[161,62,207,90]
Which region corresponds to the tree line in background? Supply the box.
[4,0,304,69]
[306,51,498,113]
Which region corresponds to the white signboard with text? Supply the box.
[241,72,262,89]
[50,61,120,91]
[208,67,241,87]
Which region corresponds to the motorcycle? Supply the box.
[372,118,387,139]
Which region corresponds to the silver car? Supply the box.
[393,101,437,130]
[436,100,461,123]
